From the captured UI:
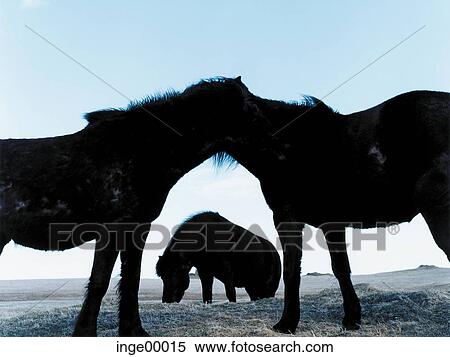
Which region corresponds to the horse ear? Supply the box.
[234,76,242,83]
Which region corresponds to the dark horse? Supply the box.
[156,211,281,303]
[0,77,275,336]
[227,88,450,333]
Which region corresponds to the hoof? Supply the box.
[272,320,297,334]
[72,328,97,337]
[343,303,361,331]
[119,326,149,337]
[342,317,361,331]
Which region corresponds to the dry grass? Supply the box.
[1,284,448,337]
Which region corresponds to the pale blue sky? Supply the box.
[0,0,449,279]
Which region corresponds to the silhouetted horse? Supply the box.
[230,88,450,333]
[0,77,275,336]
[156,212,281,303]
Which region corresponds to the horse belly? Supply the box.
[2,209,97,251]
[232,253,269,287]
[292,177,418,228]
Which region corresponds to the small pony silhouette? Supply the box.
[156,212,281,303]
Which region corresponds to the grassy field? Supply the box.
[0,266,449,337]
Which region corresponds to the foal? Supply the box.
[156,211,281,303]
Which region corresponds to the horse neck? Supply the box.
[163,248,195,271]
[134,87,240,137]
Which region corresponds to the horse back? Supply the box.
[377,91,449,166]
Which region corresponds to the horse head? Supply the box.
[156,254,191,303]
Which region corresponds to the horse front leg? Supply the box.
[224,282,237,302]
[222,266,236,302]
[272,208,304,334]
[198,268,214,303]
[118,231,148,337]
[321,223,361,330]
[73,238,119,336]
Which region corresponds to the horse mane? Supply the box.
[180,210,222,226]
[211,152,238,169]
[247,93,337,137]
[262,94,336,114]
[127,89,179,111]
[84,108,127,124]
[169,210,222,240]
[301,95,338,114]
[84,77,232,125]
[299,95,324,107]
[84,90,180,124]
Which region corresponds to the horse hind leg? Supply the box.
[415,162,450,261]
[422,204,450,262]
[321,224,361,330]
